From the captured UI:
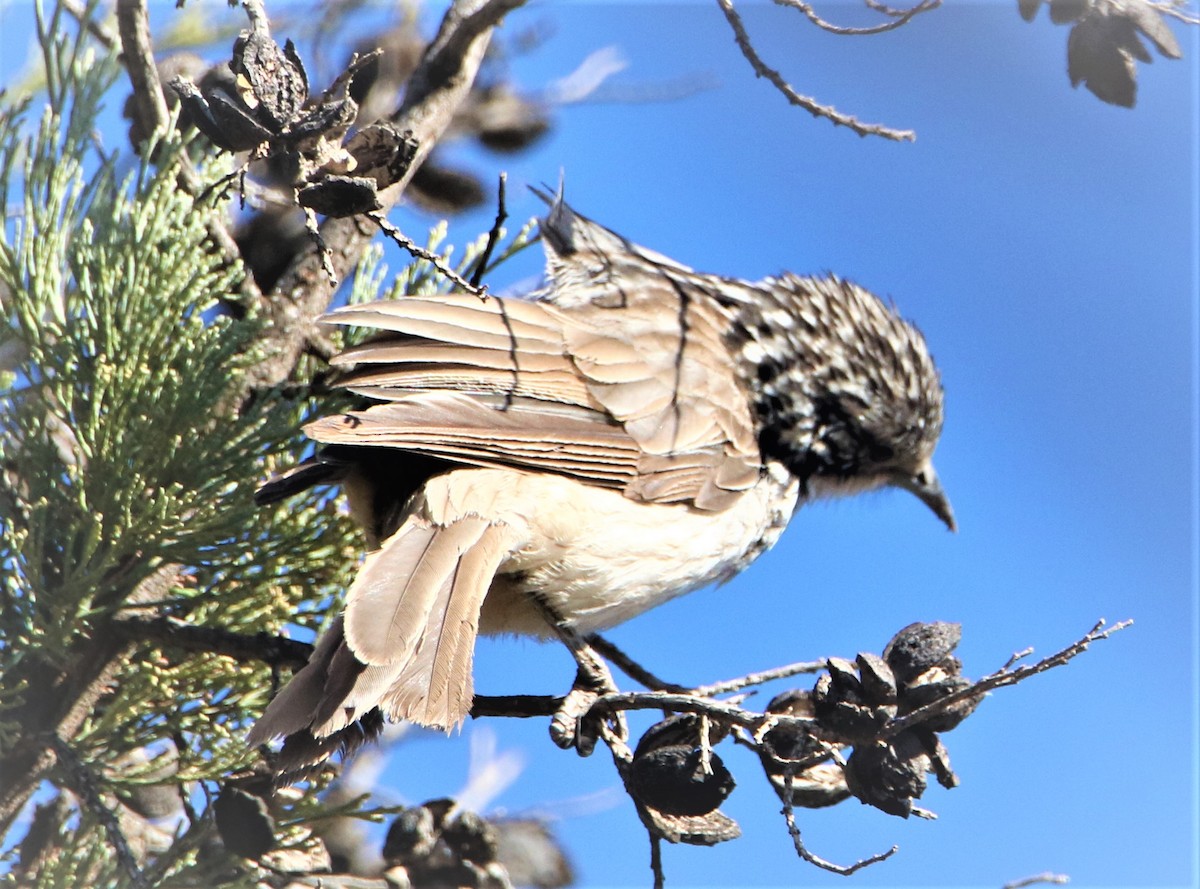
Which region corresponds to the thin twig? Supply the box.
[470,172,509,288]
[587,634,688,692]
[781,770,897,874]
[370,212,489,297]
[999,646,1035,671]
[715,0,916,141]
[61,0,118,48]
[772,0,941,35]
[50,736,148,889]
[594,690,769,731]
[884,619,1133,739]
[649,834,665,889]
[691,657,826,697]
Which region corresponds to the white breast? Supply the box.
[413,466,799,637]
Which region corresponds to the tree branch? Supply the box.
[772,0,941,35]
[50,736,147,889]
[112,614,314,670]
[115,0,261,305]
[715,0,917,141]
[882,618,1132,739]
[781,770,897,873]
[241,0,527,396]
[0,564,186,837]
[115,0,168,139]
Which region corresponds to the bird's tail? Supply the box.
[248,514,516,764]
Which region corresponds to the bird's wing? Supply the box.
[537,192,762,508]
[314,283,758,510]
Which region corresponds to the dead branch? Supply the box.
[241,0,527,397]
[773,0,941,35]
[782,771,897,873]
[715,0,917,141]
[883,619,1133,739]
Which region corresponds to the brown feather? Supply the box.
[344,516,487,666]
[315,290,761,508]
[418,520,512,726]
[304,394,642,489]
[246,616,352,745]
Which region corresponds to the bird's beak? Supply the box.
[896,461,957,532]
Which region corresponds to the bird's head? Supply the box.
[733,274,955,531]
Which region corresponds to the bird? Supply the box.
[247,191,954,773]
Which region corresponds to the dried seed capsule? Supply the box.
[629,745,735,817]
[884,622,962,685]
[856,651,898,704]
[843,731,931,818]
[213,786,276,859]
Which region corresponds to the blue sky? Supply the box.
[2,2,1196,887]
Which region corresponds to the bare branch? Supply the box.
[691,657,826,697]
[715,0,916,141]
[50,736,147,888]
[587,634,689,692]
[370,212,489,298]
[61,0,118,48]
[469,172,510,288]
[115,0,168,135]
[114,0,261,308]
[883,619,1133,739]
[772,0,941,36]
[649,834,665,889]
[112,614,313,670]
[243,0,527,396]
[782,771,897,873]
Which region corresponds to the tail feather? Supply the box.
[394,520,514,727]
[344,515,492,665]
[248,514,517,762]
[246,615,354,746]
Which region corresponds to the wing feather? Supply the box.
[305,394,640,488]
[309,266,762,509]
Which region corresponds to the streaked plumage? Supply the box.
[248,192,953,775]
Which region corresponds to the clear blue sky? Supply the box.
[2,2,1195,887]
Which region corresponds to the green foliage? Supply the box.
[0,5,541,885]
[0,9,363,885]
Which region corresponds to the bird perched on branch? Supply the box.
[248,192,954,773]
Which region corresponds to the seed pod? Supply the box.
[902,676,982,732]
[442,810,499,865]
[213,786,276,859]
[383,806,438,866]
[856,651,898,704]
[883,622,962,685]
[629,745,735,817]
[843,731,930,818]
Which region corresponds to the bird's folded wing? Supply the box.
[319,292,760,510]
[304,392,642,490]
[562,294,761,509]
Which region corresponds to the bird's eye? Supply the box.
[913,470,929,487]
